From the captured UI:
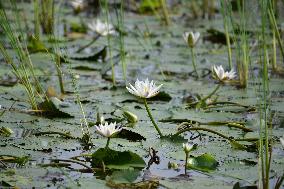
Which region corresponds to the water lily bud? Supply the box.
[168,161,179,169]
[183,143,193,154]
[0,126,14,137]
[123,110,138,123]
[71,0,84,14]
[183,31,200,48]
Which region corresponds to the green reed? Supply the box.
[101,0,116,87]
[227,0,249,88]
[160,0,171,25]
[268,0,284,71]
[115,0,127,83]
[259,0,272,188]
[0,4,45,110]
[220,0,233,69]
[34,0,40,39]
[39,0,54,35]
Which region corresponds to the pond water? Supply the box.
[0,0,284,188]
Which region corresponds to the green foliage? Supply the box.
[27,35,47,53]
[107,169,140,184]
[187,153,218,172]
[139,0,161,13]
[91,148,145,170]
[38,97,73,118]
[70,22,87,33]
[70,46,107,62]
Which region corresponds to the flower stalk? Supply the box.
[144,98,163,137]
[126,79,163,137]
[105,137,110,149]
[190,47,199,78]
[76,35,100,53]
[183,32,200,78]
[202,84,221,102]
[182,143,193,175]
[185,152,189,174]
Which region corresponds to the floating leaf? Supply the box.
[107,169,140,184]
[70,21,87,33]
[38,97,73,118]
[70,46,107,61]
[116,129,146,142]
[150,91,172,102]
[138,0,161,13]
[230,140,247,150]
[91,148,145,170]
[233,182,257,189]
[187,153,218,172]
[27,35,47,53]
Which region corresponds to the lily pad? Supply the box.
[91,148,146,170]
[107,169,140,184]
[187,153,218,172]
[38,97,74,118]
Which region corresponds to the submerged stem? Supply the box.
[144,98,163,137]
[190,48,199,78]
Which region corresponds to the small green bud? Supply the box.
[183,31,200,48]
[168,161,179,169]
[123,110,138,123]
[183,143,193,154]
[0,126,14,137]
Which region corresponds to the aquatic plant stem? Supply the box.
[185,152,189,175]
[220,0,232,69]
[105,137,110,149]
[190,48,199,78]
[174,126,232,141]
[55,54,65,94]
[116,0,127,83]
[268,7,284,61]
[34,0,40,39]
[144,98,163,137]
[103,0,116,87]
[202,84,221,102]
[76,35,100,53]
[160,0,171,25]
[272,31,277,71]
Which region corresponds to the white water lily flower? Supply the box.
[70,0,84,11]
[96,122,122,138]
[183,143,193,153]
[126,78,163,99]
[88,19,116,36]
[212,65,236,81]
[183,31,200,48]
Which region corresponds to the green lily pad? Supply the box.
[107,169,140,184]
[70,46,107,61]
[187,153,218,172]
[91,148,146,170]
[38,97,73,118]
